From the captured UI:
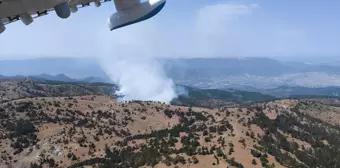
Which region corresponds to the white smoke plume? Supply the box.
[99,56,176,103]
[175,85,189,97]
[95,23,177,103]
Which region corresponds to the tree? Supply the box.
[192,156,199,164]
[203,130,208,136]
[229,147,234,155]
[71,154,77,161]
[251,149,262,158]
[252,159,257,165]
[216,148,224,157]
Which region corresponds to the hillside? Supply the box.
[172,85,275,108]
[4,72,340,100]
[0,79,114,103]
[0,79,340,168]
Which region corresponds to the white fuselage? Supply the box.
[108,0,166,30]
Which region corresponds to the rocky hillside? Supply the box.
[0,79,114,103]
[0,79,340,168]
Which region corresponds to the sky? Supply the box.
[0,0,340,60]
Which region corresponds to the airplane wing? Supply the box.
[0,0,166,34]
[0,0,111,26]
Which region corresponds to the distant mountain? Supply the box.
[165,57,340,78]
[264,86,340,98]
[3,57,340,90]
[222,84,340,98]
[3,57,340,79]
[165,58,340,89]
[0,74,112,84]
[31,73,77,82]
[0,79,115,103]
[0,58,106,78]
[82,76,111,83]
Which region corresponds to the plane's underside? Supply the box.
[0,0,166,34]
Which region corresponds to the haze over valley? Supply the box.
[2,57,340,99]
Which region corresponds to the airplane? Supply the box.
[0,0,166,34]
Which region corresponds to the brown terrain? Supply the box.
[1,79,340,168]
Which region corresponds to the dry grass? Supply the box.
[2,87,338,168]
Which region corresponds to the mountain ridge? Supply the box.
[0,73,112,84]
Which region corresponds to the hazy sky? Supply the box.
[0,0,339,60]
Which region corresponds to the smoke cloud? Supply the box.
[175,85,189,97]
[95,23,177,103]
[99,56,177,103]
